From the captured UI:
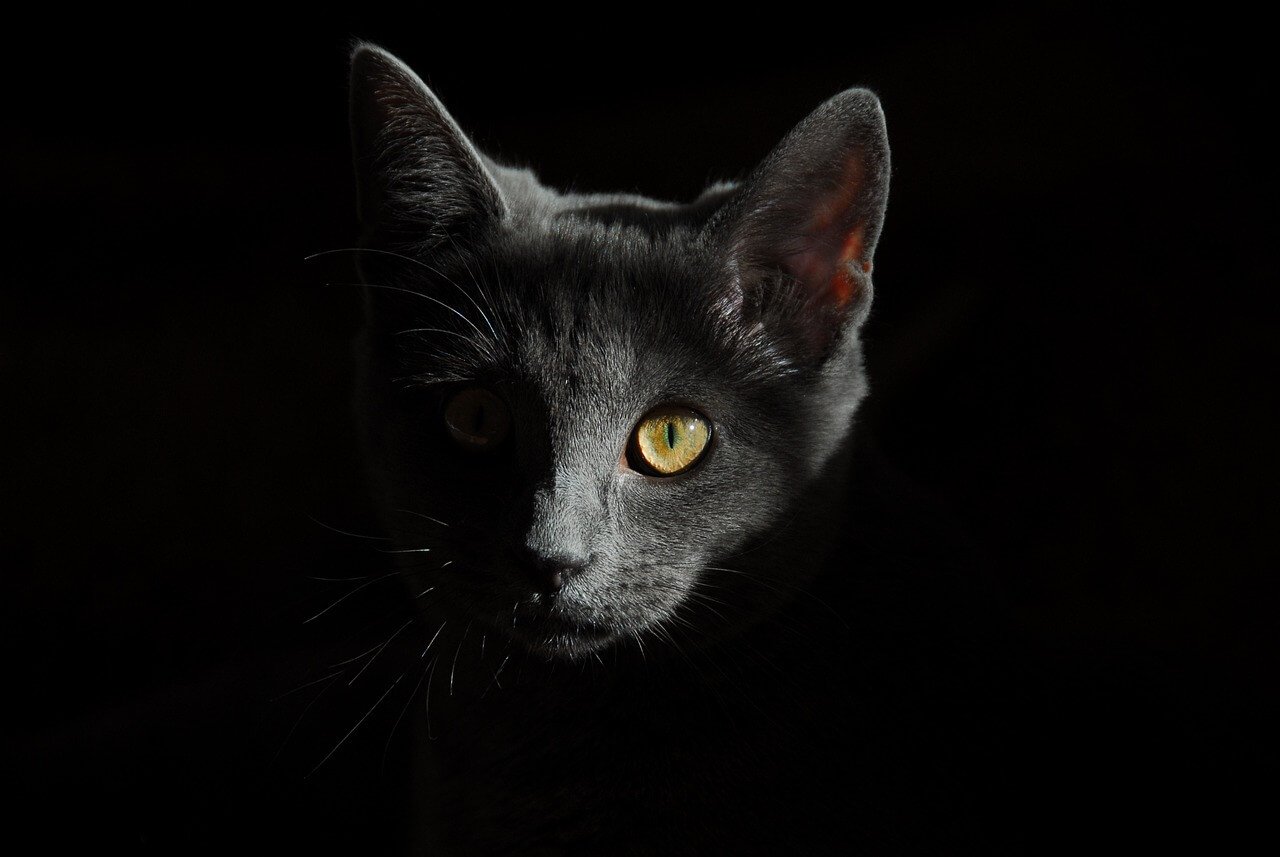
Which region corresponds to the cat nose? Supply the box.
[518,549,584,594]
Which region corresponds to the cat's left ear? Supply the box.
[349,43,506,251]
[709,89,890,352]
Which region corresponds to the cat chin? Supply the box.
[505,606,625,661]
[517,629,620,661]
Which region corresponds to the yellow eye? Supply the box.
[629,406,712,476]
[444,388,511,449]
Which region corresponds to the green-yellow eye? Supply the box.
[629,406,712,476]
[444,387,510,449]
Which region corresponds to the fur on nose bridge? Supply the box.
[523,472,604,563]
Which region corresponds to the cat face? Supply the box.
[348,45,889,659]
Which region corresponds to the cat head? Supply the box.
[348,44,889,660]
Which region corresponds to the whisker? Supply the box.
[307,515,388,541]
[632,630,648,663]
[326,280,494,356]
[421,621,447,658]
[450,620,473,696]
[305,247,424,267]
[270,670,345,703]
[700,564,847,626]
[309,244,505,346]
[424,657,440,740]
[330,639,391,669]
[348,619,414,686]
[383,662,433,766]
[682,592,732,624]
[303,571,411,624]
[439,237,504,343]
[490,654,510,690]
[394,508,451,528]
[268,671,345,769]
[307,673,404,778]
[394,326,480,343]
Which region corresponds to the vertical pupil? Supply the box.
[664,421,676,450]
[472,402,486,434]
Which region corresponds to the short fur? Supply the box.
[347,43,1019,855]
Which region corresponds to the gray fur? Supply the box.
[348,43,901,853]
[350,43,889,660]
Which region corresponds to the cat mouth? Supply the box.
[508,606,617,658]
[540,612,613,638]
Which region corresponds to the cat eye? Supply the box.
[444,387,511,449]
[627,406,712,476]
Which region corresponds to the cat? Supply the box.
[345,42,1027,855]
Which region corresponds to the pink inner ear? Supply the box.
[782,154,871,309]
[782,224,868,309]
[830,226,869,307]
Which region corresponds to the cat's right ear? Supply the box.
[349,43,506,251]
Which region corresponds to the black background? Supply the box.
[4,7,1273,852]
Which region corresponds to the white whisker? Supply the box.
[394,508,451,528]
[306,673,404,778]
[421,621,448,658]
[307,515,388,541]
[303,571,409,624]
[348,619,413,685]
[450,621,473,696]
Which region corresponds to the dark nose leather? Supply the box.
[519,549,584,594]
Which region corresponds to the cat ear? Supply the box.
[349,43,506,251]
[709,89,890,352]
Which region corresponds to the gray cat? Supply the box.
[347,43,1011,855]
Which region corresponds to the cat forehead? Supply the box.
[425,229,739,392]
[498,244,718,396]
[504,214,713,276]
[393,206,797,393]
[486,223,721,327]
